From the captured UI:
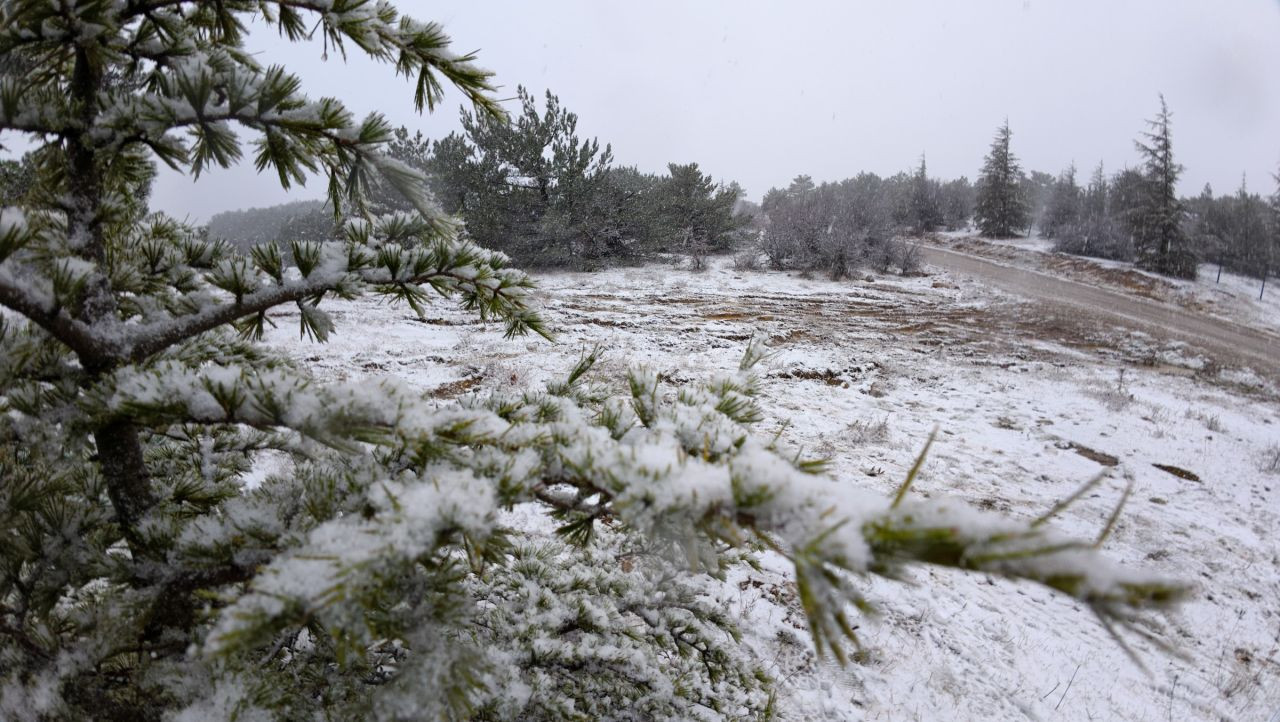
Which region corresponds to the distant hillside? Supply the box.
[207,199,334,252]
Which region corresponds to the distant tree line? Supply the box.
[96,86,1280,283]
[977,96,1280,281]
[207,199,334,254]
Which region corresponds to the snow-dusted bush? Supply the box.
[0,2,1186,719]
[761,174,894,280]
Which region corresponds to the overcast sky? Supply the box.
[140,0,1280,222]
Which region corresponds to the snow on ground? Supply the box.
[261,256,1280,721]
[932,233,1280,337]
[1162,267,1278,338]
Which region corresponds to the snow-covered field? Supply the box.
[262,256,1280,721]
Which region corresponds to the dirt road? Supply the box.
[920,245,1280,376]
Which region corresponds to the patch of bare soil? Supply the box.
[1062,441,1120,467]
[771,368,848,387]
[409,316,482,326]
[767,329,818,346]
[703,310,755,321]
[429,375,485,398]
[1152,463,1201,482]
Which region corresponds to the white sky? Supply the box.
[129,1,1280,221]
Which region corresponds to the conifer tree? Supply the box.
[431,87,617,267]
[974,120,1029,238]
[1227,176,1270,277]
[0,2,1186,719]
[909,154,943,233]
[1131,95,1196,278]
[650,162,742,268]
[0,155,32,204]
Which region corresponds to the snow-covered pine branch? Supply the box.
[0,209,545,366]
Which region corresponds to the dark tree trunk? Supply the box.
[68,44,159,558]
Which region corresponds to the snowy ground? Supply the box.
[937,232,1280,337]
[262,256,1280,721]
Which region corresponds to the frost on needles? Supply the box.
[0,2,1187,720]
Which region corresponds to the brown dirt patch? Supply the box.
[1152,463,1201,482]
[1067,442,1119,467]
[430,375,485,398]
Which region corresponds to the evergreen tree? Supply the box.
[0,155,33,205]
[588,165,662,253]
[974,120,1029,238]
[0,2,1186,719]
[1185,183,1223,270]
[1131,95,1196,278]
[908,154,943,233]
[1109,166,1146,261]
[1227,176,1270,278]
[1041,163,1082,240]
[1182,176,1277,280]
[431,87,618,267]
[650,162,743,268]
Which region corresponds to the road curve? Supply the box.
[920,244,1280,377]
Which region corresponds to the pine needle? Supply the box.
[1094,479,1134,548]
[891,427,937,509]
[1032,471,1108,528]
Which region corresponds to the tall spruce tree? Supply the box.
[1131,95,1196,278]
[0,2,1186,719]
[974,120,1029,238]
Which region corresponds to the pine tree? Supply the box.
[0,155,33,205]
[1227,176,1270,278]
[431,87,618,267]
[974,120,1029,238]
[1,2,1186,719]
[1131,95,1196,278]
[650,162,742,269]
[909,154,943,233]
